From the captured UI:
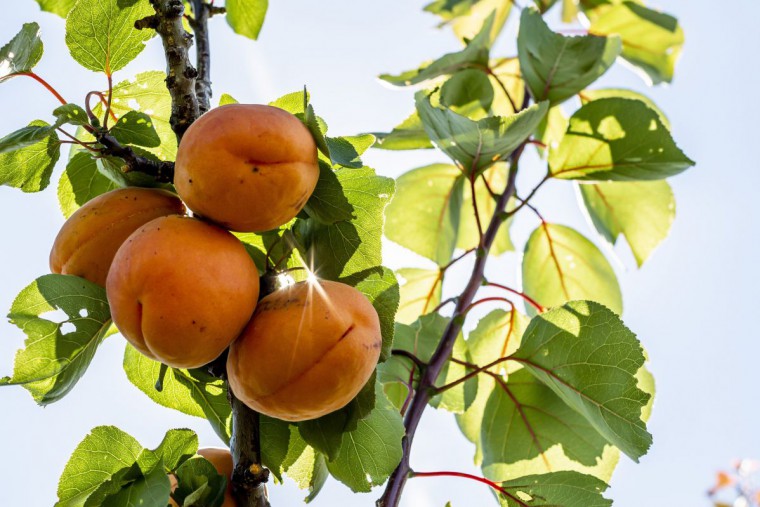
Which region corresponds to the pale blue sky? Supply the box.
[1,1,757,506]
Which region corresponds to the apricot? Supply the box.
[227,279,381,421]
[174,104,319,232]
[49,187,185,286]
[106,215,259,368]
[169,448,236,507]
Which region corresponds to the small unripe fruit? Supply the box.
[227,279,381,421]
[174,104,319,232]
[107,216,259,368]
[169,448,236,507]
[49,188,185,286]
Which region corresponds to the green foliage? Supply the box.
[458,164,514,254]
[173,456,227,507]
[588,2,684,84]
[0,120,60,192]
[123,346,233,444]
[53,104,90,128]
[58,152,119,217]
[226,0,269,40]
[1,275,111,405]
[497,471,611,507]
[0,22,43,81]
[549,98,694,181]
[416,92,548,173]
[579,180,675,267]
[65,0,155,74]
[109,111,161,148]
[395,268,442,325]
[424,0,512,44]
[513,301,652,460]
[33,0,77,18]
[522,223,622,314]
[372,111,433,150]
[517,8,620,105]
[55,426,202,507]
[579,88,670,129]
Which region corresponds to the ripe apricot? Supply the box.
[169,448,236,507]
[174,104,319,232]
[49,187,185,286]
[227,279,381,421]
[107,216,259,368]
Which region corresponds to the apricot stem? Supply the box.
[484,281,545,312]
[155,363,169,392]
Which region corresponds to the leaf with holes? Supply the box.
[517,8,621,105]
[65,0,155,74]
[549,98,693,181]
[385,164,464,266]
[498,471,612,507]
[226,0,269,40]
[325,382,404,492]
[0,120,60,193]
[396,268,442,325]
[579,180,675,267]
[589,2,684,85]
[379,14,492,86]
[53,104,90,128]
[109,111,161,148]
[513,301,652,461]
[0,23,43,82]
[1,275,111,405]
[123,345,233,444]
[522,223,622,314]
[416,92,548,174]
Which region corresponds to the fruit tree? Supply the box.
[0,0,694,506]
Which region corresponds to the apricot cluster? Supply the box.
[49,104,381,429]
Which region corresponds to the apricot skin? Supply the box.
[170,448,236,507]
[106,216,259,369]
[227,280,381,421]
[49,187,185,286]
[174,104,319,232]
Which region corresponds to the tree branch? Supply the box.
[136,0,200,141]
[229,388,271,507]
[377,93,532,507]
[95,131,175,182]
[188,0,225,114]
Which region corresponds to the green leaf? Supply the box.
[109,71,176,160]
[425,0,512,44]
[517,8,621,105]
[395,268,442,325]
[456,309,529,463]
[0,22,43,81]
[549,98,694,181]
[58,152,119,218]
[384,314,476,413]
[522,223,622,315]
[513,301,652,461]
[0,120,60,192]
[56,426,199,507]
[342,267,400,362]
[123,346,233,444]
[53,104,90,128]
[534,105,568,158]
[580,88,670,129]
[563,0,580,22]
[458,163,514,255]
[481,368,617,481]
[109,111,161,148]
[326,382,404,492]
[226,0,268,40]
[218,93,239,106]
[304,161,354,224]
[379,14,492,86]
[270,425,328,501]
[385,163,464,266]
[440,69,494,119]
[325,134,374,169]
[298,166,394,280]
[96,155,129,187]
[416,93,548,174]
[488,58,525,116]
[65,0,155,74]
[589,2,684,84]
[579,180,675,267]
[0,123,54,153]
[497,471,611,507]
[259,416,293,482]
[34,0,78,18]
[173,456,227,507]
[1,275,111,405]
[372,111,433,151]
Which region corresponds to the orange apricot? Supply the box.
[227,279,381,421]
[169,448,236,507]
[106,215,259,368]
[49,187,185,286]
[174,104,319,232]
